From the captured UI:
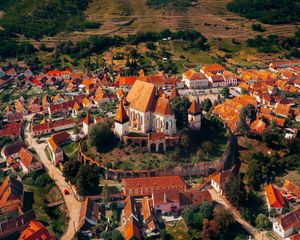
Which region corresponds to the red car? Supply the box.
[64,189,69,195]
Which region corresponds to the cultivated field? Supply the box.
[10,0,298,48]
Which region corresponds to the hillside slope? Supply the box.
[0,0,299,48]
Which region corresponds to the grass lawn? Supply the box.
[23,179,67,238]
[62,142,79,160]
[165,220,191,240]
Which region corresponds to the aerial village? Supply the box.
[0,58,300,240]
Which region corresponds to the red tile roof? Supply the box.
[19,148,39,168]
[154,97,173,116]
[188,100,201,115]
[276,208,300,230]
[115,101,129,124]
[265,184,285,209]
[123,176,186,194]
[283,180,300,200]
[18,220,55,240]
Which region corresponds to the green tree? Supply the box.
[213,206,234,233]
[255,214,271,230]
[224,175,247,208]
[183,208,204,228]
[199,201,214,219]
[63,159,80,184]
[171,97,191,130]
[35,174,52,187]
[202,219,220,240]
[238,104,256,135]
[220,86,230,98]
[87,122,116,152]
[75,165,100,196]
[202,98,212,112]
[160,229,172,240]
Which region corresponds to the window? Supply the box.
[166,121,168,130]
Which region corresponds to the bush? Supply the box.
[251,23,265,32]
[35,174,52,187]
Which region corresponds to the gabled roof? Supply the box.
[283,179,300,200]
[152,189,180,206]
[2,141,28,157]
[250,119,267,135]
[188,100,201,115]
[18,220,55,240]
[78,198,99,229]
[179,190,212,206]
[154,97,173,116]
[83,112,93,125]
[124,218,141,240]
[183,69,207,81]
[211,170,231,186]
[126,80,156,113]
[170,87,180,99]
[115,101,129,124]
[118,76,138,86]
[122,176,186,193]
[0,175,23,209]
[201,64,225,74]
[276,208,300,230]
[19,148,39,168]
[265,184,285,209]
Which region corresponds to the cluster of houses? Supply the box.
[213,61,300,136]
[182,64,239,88]
[1,141,43,175]
[264,180,300,239]
[120,175,212,240]
[0,175,55,239]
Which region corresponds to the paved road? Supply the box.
[24,120,82,240]
[209,189,269,240]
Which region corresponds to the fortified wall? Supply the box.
[78,135,239,180]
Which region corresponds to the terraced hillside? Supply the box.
[0,0,299,48]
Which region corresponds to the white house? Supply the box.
[19,148,43,175]
[209,170,232,195]
[273,208,300,238]
[182,70,209,89]
[264,184,285,215]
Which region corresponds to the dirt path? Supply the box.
[209,189,270,240]
[24,118,82,240]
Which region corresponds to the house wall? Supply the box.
[0,200,22,216]
[125,185,186,197]
[115,122,129,138]
[273,222,294,238]
[152,114,176,136]
[188,114,201,129]
[154,202,180,214]
[211,180,222,194]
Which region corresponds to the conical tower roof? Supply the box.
[83,111,93,125]
[188,100,201,115]
[115,101,129,124]
[170,87,180,99]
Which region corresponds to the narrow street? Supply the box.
[209,189,269,240]
[24,119,82,240]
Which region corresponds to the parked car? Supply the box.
[64,189,69,195]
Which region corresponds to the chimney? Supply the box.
[164,193,167,203]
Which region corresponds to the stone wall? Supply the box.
[78,135,238,180]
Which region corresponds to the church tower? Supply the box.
[83,111,93,136]
[188,99,202,129]
[114,101,129,139]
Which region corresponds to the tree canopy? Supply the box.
[171,97,191,130]
[87,122,116,153]
[227,0,300,24]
